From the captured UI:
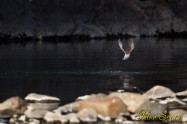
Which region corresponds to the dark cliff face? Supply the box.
[0,0,187,37]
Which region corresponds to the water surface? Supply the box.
[0,38,187,104]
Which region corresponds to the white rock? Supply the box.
[76,93,107,101]
[123,120,137,124]
[27,103,59,111]
[66,113,80,123]
[18,115,26,122]
[109,92,149,113]
[44,112,68,123]
[182,98,187,102]
[24,106,48,118]
[183,114,187,122]
[54,102,80,114]
[159,97,186,105]
[28,119,40,124]
[144,85,175,99]
[25,93,60,102]
[77,108,97,122]
[176,90,187,96]
[115,116,127,123]
[97,114,111,121]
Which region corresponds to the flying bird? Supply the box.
[118,39,134,60]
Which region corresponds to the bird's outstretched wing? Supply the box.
[118,39,126,54]
[126,39,134,54]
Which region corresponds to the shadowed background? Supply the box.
[0,0,187,37]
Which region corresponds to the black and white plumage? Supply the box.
[118,39,134,60]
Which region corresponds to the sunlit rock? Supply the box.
[159,97,186,105]
[76,93,107,101]
[182,98,187,102]
[77,108,97,122]
[28,103,59,112]
[18,115,26,122]
[66,113,80,123]
[25,93,60,114]
[25,93,60,103]
[144,85,175,99]
[24,106,48,119]
[28,119,40,124]
[54,102,80,114]
[44,112,68,123]
[183,114,187,122]
[0,97,27,118]
[176,90,187,96]
[78,97,127,117]
[9,115,18,124]
[97,114,111,121]
[115,116,127,123]
[109,92,149,113]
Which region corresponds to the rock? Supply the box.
[176,90,187,96]
[137,101,167,116]
[77,108,97,122]
[97,114,111,121]
[170,109,187,116]
[144,85,176,99]
[66,113,80,123]
[76,93,107,101]
[44,112,68,123]
[159,97,186,105]
[24,106,48,119]
[78,97,127,117]
[182,98,187,102]
[122,120,135,124]
[28,119,40,124]
[0,97,27,118]
[26,103,59,111]
[54,102,80,114]
[18,115,26,122]
[9,118,16,124]
[109,92,149,113]
[25,93,60,119]
[25,93,60,103]
[169,109,186,122]
[115,116,127,123]
[183,114,187,122]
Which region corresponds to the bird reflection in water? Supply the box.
[117,75,143,93]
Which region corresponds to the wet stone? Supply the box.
[144,85,176,99]
[77,108,97,122]
[78,97,128,117]
[109,92,149,113]
[0,97,27,118]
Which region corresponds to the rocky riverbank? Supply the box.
[0,0,187,39]
[0,85,187,124]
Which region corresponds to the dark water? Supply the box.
[0,38,187,104]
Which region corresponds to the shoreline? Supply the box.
[1,31,187,43]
